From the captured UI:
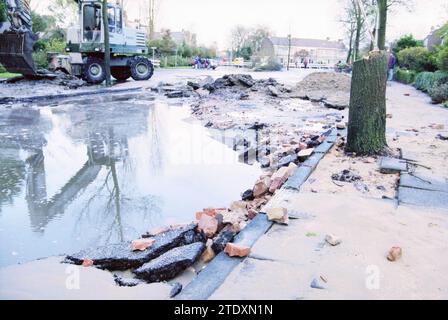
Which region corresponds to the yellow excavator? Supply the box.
[0,0,37,75]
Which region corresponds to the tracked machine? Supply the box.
[0,0,154,84]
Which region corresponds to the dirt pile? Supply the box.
[293,72,352,109]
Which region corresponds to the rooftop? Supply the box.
[269,36,346,50]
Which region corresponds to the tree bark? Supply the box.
[369,28,376,51]
[346,51,388,155]
[102,0,111,86]
[377,0,387,50]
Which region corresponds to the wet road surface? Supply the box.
[0,92,261,267]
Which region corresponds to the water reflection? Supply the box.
[0,94,261,266]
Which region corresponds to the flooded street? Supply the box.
[0,92,261,267]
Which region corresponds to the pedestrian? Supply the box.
[387,49,396,82]
[304,58,308,69]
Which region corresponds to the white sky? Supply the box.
[35,0,448,49]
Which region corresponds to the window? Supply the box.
[83,4,102,42]
[108,6,115,33]
[115,7,122,33]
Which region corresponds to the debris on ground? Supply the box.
[331,169,362,183]
[224,243,251,257]
[65,224,203,270]
[212,227,236,254]
[131,238,156,251]
[198,214,219,238]
[200,239,216,263]
[387,246,403,262]
[310,277,326,289]
[113,275,142,287]
[266,207,289,225]
[133,242,205,282]
[82,258,94,267]
[169,282,183,298]
[325,234,342,246]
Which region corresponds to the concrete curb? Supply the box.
[177,128,339,300]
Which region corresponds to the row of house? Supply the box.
[140,26,443,67]
[259,36,347,67]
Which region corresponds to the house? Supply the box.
[152,29,197,47]
[424,27,445,52]
[258,36,347,67]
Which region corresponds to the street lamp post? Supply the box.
[287,34,291,71]
[151,47,157,62]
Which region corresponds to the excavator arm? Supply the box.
[0,0,37,75]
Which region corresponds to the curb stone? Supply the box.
[177,129,339,299]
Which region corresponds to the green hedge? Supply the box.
[429,83,448,104]
[414,71,448,92]
[397,47,437,72]
[414,71,448,104]
[437,45,448,72]
[394,68,417,84]
[159,56,192,68]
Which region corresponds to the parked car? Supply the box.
[233,57,245,68]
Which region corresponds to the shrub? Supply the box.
[436,45,448,72]
[159,56,192,68]
[0,1,7,23]
[414,71,448,92]
[429,83,448,104]
[397,47,437,72]
[393,34,423,54]
[253,57,282,71]
[394,68,417,84]
[32,52,48,69]
[0,63,6,73]
[32,38,66,69]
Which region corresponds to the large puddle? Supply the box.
[0,94,261,267]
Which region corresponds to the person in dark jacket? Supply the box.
[387,49,396,82]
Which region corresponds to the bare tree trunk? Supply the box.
[346,51,388,155]
[102,0,111,86]
[377,0,387,50]
[346,28,354,64]
[370,28,376,51]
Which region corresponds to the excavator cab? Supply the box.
[0,0,37,75]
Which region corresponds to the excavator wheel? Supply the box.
[130,56,154,81]
[111,67,132,82]
[82,56,106,84]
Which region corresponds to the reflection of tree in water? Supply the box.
[73,127,163,245]
[1,99,164,244]
[0,158,26,212]
[148,106,164,173]
[0,107,48,213]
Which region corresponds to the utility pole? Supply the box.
[148,0,155,40]
[287,34,291,71]
[102,0,111,86]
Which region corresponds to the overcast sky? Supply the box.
[36,0,448,49]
